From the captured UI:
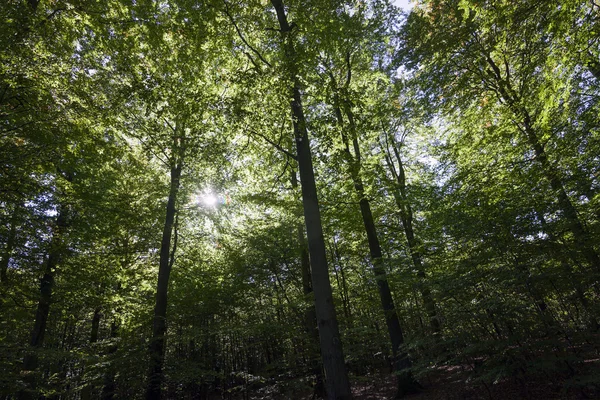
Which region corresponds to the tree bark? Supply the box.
[19,205,69,400]
[332,86,420,396]
[146,141,183,400]
[484,55,600,272]
[383,134,441,335]
[90,307,101,343]
[101,319,119,400]
[0,207,18,284]
[522,114,600,272]
[331,241,352,323]
[536,211,599,331]
[270,1,352,398]
[81,307,102,400]
[292,170,326,398]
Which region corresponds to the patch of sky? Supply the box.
[392,0,413,11]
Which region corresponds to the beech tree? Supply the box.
[1,1,599,399]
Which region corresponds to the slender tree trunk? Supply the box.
[485,55,600,272]
[536,211,599,330]
[332,89,420,396]
[524,115,600,271]
[81,307,102,400]
[146,149,183,400]
[101,319,119,400]
[356,193,420,396]
[90,307,101,343]
[383,135,441,335]
[0,207,18,284]
[510,255,559,333]
[292,170,326,398]
[19,205,68,400]
[270,2,352,398]
[331,241,352,323]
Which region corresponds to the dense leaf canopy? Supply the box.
[1,0,599,399]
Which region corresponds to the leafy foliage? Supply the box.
[1,0,599,399]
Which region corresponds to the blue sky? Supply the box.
[392,0,413,11]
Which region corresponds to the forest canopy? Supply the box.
[1,0,599,399]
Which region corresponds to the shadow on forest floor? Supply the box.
[348,361,600,400]
[217,350,599,400]
[231,359,599,400]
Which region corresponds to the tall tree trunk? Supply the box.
[331,241,352,323]
[355,192,419,396]
[19,205,69,400]
[81,307,102,400]
[485,55,600,272]
[90,307,101,343]
[522,114,600,272]
[270,1,352,398]
[536,211,599,330]
[101,319,119,400]
[292,170,326,398]
[383,134,441,335]
[332,87,420,396]
[146,143,183,400]
[0,206,18,285]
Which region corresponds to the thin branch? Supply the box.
[270,156,292,192]
[222,0,272,68]
[503,51,511,83]
[247,128,297,161]
[138,138,170,167]
[124,110,171,165]
[1,120,39,136]
[244,52,260,70]
[380,135,398,181]
[44,8,65,22]
[163,117,177,134]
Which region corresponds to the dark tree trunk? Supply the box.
[536,212,599,331]
[19,205,69,400]
[81,307,102,400]
[292,170,326,399]
[484,55,600,272]
[383,135,441,335]
[27,0,39,11]
[332,88,420,397]
[523,114,600,272]
[357,194,421,397]
[270,1,352,398]
[90,307,101,343]
[146,144,183,400]
[0,207,18,284]
[101,320,119,400]
[331,241,352,323]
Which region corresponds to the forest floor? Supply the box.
[239,358,600,400]
[349,362,600,400]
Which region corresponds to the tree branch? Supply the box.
[223,0,272,68]
[247,128,297,161]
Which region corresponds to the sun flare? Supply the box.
[200,193,218,207]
